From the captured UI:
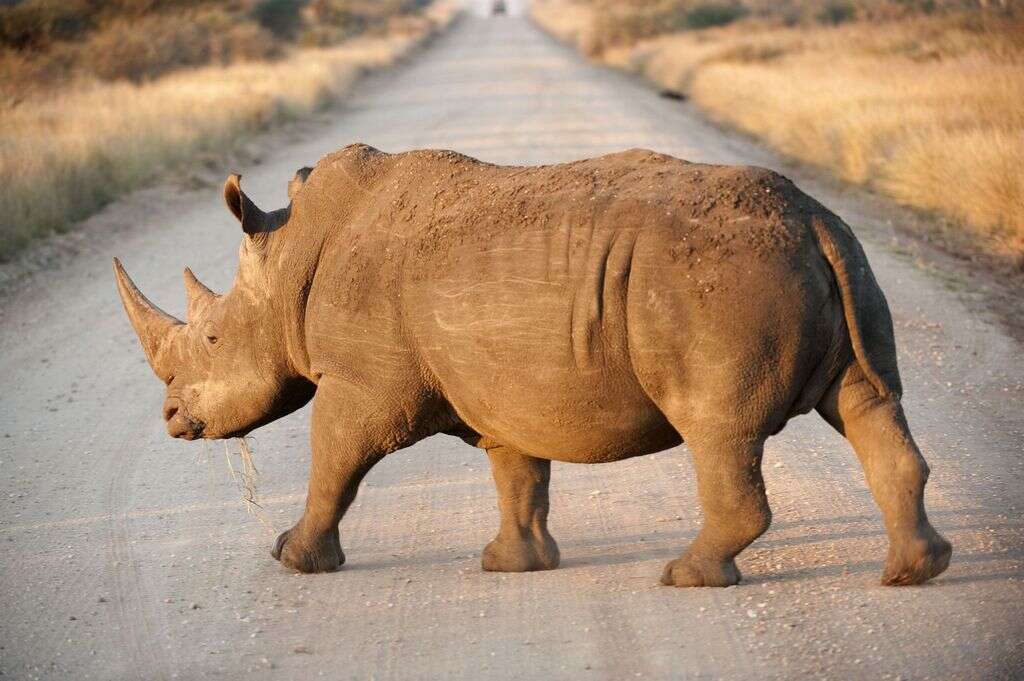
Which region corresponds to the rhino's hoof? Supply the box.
[272,525,344,574]
[481,534,560,572]
[660,554,741,588]
[881,529,952,586]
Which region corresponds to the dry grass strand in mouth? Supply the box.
[224,437,275,532]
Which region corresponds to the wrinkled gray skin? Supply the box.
[114,145,952,587]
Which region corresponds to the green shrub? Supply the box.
[76,11,277,83]
[588,1,748,49]
[817,1,856,25]
[0,0,91,49]
[298,24,346,47]
[253,0,305,39]
[0,0,430,91]
[77,16,206,82]
[303,0,365,43]
[193,9,280,64]
[685,3,746,30]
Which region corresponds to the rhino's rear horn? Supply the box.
[113,258,183,383]
[183,267,218,321]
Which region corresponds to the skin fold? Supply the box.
[114,144,952,587]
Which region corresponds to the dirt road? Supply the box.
[1,11,1022,681]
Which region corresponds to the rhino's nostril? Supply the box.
[166,413,204,440]
[167,415,189,439]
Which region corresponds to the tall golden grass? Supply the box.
[533,0,1024,268]
[0,2,457,259]
[530,0,599,53]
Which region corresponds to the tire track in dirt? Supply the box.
[104,433,169,681]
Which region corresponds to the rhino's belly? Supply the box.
[445,374,682,463]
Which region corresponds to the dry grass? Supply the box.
[0,1,457,259]
[230,438,265,521]
[531,0,598,52]
[0,0,436,93]
[691,46,1024,261]
[533,0,1024,268]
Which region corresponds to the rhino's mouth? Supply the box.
[163,399,205,440]
[168,415,205,440]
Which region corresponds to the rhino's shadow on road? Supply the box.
[758,550,1020,586]
[542,509,1019,585]
[335,509,1015,585]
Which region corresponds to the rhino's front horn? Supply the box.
[183,267,217,321]
[113,258,184,383]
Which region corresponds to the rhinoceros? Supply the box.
[114,144,951,587]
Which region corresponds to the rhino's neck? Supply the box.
[274,147,449,383]
[263,233,325,383]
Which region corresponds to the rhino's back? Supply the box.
[390,149,840,459]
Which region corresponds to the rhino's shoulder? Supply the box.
[396,147,490,167]
[305,143,394,192]
[315,142,389,170]
[595,147,681,166]
[387,148,496,184]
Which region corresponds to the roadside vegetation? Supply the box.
[532,0,1024,271]
[0,0,458,259]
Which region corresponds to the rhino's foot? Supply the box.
[271,524,344,574]
[481,531,560,573]
[881,528,952,586]
[660,553,741,588]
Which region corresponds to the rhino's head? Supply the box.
[114,173,315,440]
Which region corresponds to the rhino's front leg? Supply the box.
[482,446,560,572]
[272,377,414,574]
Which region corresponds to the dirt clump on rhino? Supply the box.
[114,144,951,587]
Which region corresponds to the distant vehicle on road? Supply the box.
[492,0,506,15]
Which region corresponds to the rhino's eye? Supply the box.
[201,320,219,348]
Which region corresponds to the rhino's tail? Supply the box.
[810,215,902,401]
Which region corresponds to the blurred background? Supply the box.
[532,0,1023,271]
[0,0,1020,270]
[0,0,1020,268]
[0,0,459,258]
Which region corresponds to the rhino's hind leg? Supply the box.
[817,363,951,585]
[482,446,560,572]
[661,435,770,587]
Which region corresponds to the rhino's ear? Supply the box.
[224,174,290,252]
[288,166,313,201]
[223,173,267,235]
